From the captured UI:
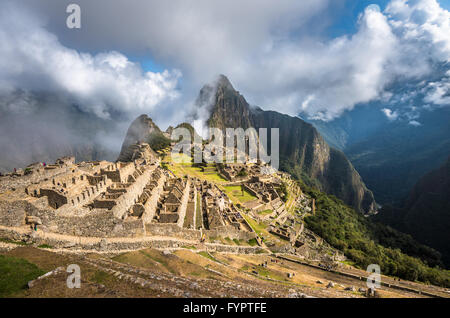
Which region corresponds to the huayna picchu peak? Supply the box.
[205,75,376,215]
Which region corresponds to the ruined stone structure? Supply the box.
[0,144,257,244]
[198,180,252,232]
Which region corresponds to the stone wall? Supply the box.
[176,179,191,227]
[206,225,257,241]
[0,226,266,254]
[39,189,67,209]
[111,167,154,219]
[145,223,201,241]
[142,173,166,223]
[145,223,256,242]
[64,177,111,210]
[0,198,145,238]
[242,184,260,199]
[0,200,27,227]
[51,211,145,237]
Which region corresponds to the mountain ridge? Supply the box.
[374,156,450,266]
[205,75,376,214]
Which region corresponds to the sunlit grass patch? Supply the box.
[222,185,257,203]
[0,255,45,297]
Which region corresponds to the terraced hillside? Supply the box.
[1,245,448,298]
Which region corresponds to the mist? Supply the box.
[1,0,450,171]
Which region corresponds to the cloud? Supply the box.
[0,1,181,121]
[386,0,450,63]
[0,1,184,171]
[241,5,398,120]
[424,74,450,105]
[408,120,422,126]
[17,0,329,85]
[1,0,450,136]
[382,108,400,121]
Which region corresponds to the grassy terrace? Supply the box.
[221,185,257,204]
[257,209,273,216]
[241,214,270,238]
[164,153,227,183]
[0,255,45,297]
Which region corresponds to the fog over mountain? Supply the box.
[0,0,449,174]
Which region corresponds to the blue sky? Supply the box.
[326,0,391,37]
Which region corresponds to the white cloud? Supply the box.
[241,5,398,120]
[382,108,400,121]
[3,0,450,126]
[0,1,181,120]
[424,75,450,105]
[409,120,422,126]
[386,0,450,62]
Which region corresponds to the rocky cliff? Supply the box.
[205,75,376,214]
[118,115,169,161]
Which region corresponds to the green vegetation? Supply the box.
[139,251,175,274]
[147,132,171,151]
[302,182,450,287]
[182,245,197,250]
[237,169,248,177]
[91,270,111,285]
[222,185,257,203]
[37,244,53,249]
[247,238,258,246]
[175,122,202,141]
[168,155,227,183]
[277,182,289,202]
[0,255,45,297]
[257,209,273,216]
[198,251,219,263]
[0,238,28,246]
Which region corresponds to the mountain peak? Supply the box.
[118,114,170,161]
[216,74,235,91]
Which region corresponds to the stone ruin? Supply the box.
[0,143,257,244]
[197,180,252,233]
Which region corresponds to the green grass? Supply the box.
[37,244,53,249]
[222,185,257,204]
[198,251,219,263]
[182,245,197,250]
[140,251,175,274]
[0,238,28,246]
[209,236,218,243]
[0,255,45,297]
[167,155,227,183]
[91,270,111,285]
[257,209,273,216]
[247,238,258,246]
[242,214,269,237]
